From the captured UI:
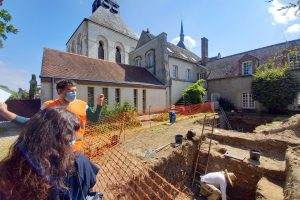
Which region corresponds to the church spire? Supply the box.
[180,20,184,39]
[177,20,186,49]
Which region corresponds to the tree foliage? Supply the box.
[251,55,299,114]
[29,74,38,99]
[267,0,300,15]
[182,80,206,104]
[0,1,18,48]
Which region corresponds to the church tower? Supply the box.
[177,20,186,49]
[66,0,138,64]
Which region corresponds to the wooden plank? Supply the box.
[224,151,245,161]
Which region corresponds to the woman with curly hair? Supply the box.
[0,107,100,200]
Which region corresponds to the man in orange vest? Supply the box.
[0,79,104,152]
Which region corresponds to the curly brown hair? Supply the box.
[0,107,80,200]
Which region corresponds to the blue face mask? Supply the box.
[69,139,76,146]
[65,91,76,102]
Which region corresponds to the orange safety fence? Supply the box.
[82,112,188,199]
[84,111,141,144]
[83,134,188,200]
[148,102,215,123]
[175,102,215,115]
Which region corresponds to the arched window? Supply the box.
[134,56,141,66]
[98,41,104,59]
[115,47,121,64]
[145,50,155,74]
[146,50,155,68]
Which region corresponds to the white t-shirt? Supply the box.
[201,171,227,200]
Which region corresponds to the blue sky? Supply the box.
[1,0,300,91]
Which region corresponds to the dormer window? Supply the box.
[198,72,206,80]
[242,61,253,75]
[288,52,300,68]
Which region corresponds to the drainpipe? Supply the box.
[51,78,55,99]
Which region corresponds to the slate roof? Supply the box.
[206,39,300,80]
[40,48,165,88]
[88,5,138,40]
[136,30,156,49]
[167,42,201,63]
[177,40,186,49]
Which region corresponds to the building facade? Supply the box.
[40,49,167,113]
[66,0,138,64]
[129,29,207,106]
[41,0,300,114]
[205,39,300,111]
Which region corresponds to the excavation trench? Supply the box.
[140,132,288,200]
[120,115,300,200]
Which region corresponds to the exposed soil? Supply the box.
[284,146,300,200]
[256,177,283,200]
[2,113,300,199]
[121,114,300,200]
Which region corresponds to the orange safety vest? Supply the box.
[43,99,87,152]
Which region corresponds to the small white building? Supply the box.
[40,0,207,112]
[40,48,167,113]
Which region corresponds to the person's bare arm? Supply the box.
[0,103,30,123]
[0,103,16,121]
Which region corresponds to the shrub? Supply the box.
[182,80,206,104]
[101,101,136,117]
[252,66,299,114]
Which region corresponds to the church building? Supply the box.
[40,0,207,113]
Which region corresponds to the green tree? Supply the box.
[182,80,206,104]
[0,1,18,48]
[251,52,300,114]
[29,74,37,99]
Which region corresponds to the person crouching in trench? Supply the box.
[200,169,237,200]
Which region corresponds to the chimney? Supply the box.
[201,37,208,65]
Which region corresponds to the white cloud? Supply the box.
[268,0,298,24]
[0,65,29,91]
[285,23,300,33]
[171,35,197,50]
[0,60,4,65]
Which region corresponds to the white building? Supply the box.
[40,0,207,113]
[66,0,138,64]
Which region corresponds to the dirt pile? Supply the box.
[254,114,300,138]
[284,146,300,200]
